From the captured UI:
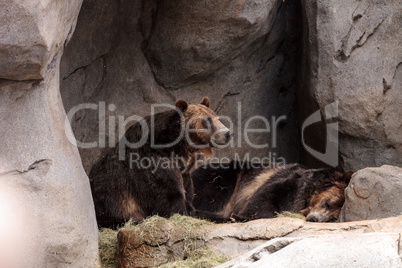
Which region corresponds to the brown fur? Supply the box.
[191,163,354,223]
[301,172,353,222]
[89,97,232,227]
[222,168,278,218]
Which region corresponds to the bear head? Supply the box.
[301,170,354,222]
[175,97,233,149]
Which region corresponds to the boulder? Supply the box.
[0,0,83,80]
[217,233,402,268]
[340,165,402,222]
[0,72,99,268]
[300,0,402,170]
[143,0,281,88]
[0,0,100,267]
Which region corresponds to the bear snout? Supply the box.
[225,130,233,142]
[306,215,319,222]
[211,128,232,146]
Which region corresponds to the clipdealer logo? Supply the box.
[64,101,340,167]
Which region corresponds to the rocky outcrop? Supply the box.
[0,0,83,80]
[217,233,402,268]
[340,165,402,222]
[0,0,99,267]
[143,0,281,88]
[60,0,301,172]
[300,0,402,170]
[60,0,402,172]
[114,215,402,267]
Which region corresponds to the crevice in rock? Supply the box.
[62,53,109,81]
[335,25,354,62]
[248,239,297,262]
[392,62,402,81]
[0,159,53,177]
[383,78,391,94]
[139,0,168,90]
[214,91,241,114]
[256,38,285,74]
[335,8,387,62]
[350,16,386,54]
[0,78,43,84]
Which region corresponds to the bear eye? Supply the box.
[202,117,211,128]
[324,200,331,209]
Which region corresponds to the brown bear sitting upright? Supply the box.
[192,162,353,222]
[89,97,232,227]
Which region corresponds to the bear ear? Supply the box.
[201,97,210,108]
[341,170,354,184]
[175,100,188,112]
[300,208,310,217]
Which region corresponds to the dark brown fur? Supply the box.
[192,162,353,222]
[89,97,231,227]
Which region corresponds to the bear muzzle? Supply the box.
[211,129,233,147]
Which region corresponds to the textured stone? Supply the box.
[340,165,402,222]
[0,0,83,80]
[300,0,402,170]
[0,0,99,267]
[143,0,281,88]
[60,0,301,173]
[217,233,402,268]
[0,71,99,267]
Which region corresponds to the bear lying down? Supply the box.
[192,162,354,222]
[89,97,232,227]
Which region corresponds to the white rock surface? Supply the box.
[0,68,99,267]
[217,233,402,268]
[0,0,100,267]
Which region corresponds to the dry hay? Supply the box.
[98,227,119,268]
[98,215,223,267]
[159,247,230,268]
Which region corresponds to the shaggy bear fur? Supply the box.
[192,162,353,222]
[89,97,231,227]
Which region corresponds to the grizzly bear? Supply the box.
[191,162,353,222]
[89,97,232,227]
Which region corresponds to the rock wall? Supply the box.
[0,0,99,267]
[60,0,302,172]
[300,0,402,170]
[61,0,402,172]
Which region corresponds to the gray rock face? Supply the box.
[0,71,99,268]
[300,0,402,170]
[0,0,100,267]
[340,165,402,222]
[143,0,281,88]
[61,0,402,172]
[217,233,402,268]
[60,0,301,172]
[0,0,83,80]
